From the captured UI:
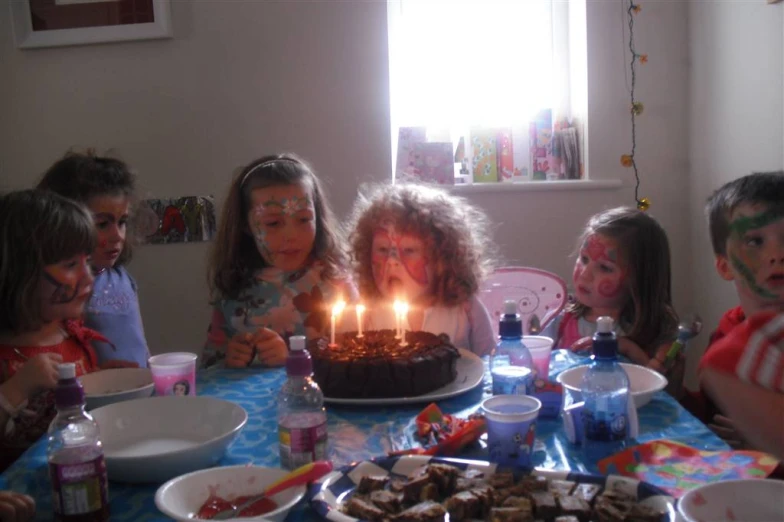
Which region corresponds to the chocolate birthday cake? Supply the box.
[309,330,460,399]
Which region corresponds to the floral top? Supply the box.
[542,310,628,350]
[0,320,104,470]
[202,263,357,368]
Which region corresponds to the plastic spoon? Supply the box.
[210,460,333,520]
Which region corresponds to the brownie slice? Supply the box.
[490,506,536,522]
[444,490,482,521]
[370,489,402,514]
[357,475,390,494]
[519,475,549,494]
[344,497,386,521]
[490,471,516,489]
[392,501,447,522]
[548,480,576,498]
[593,499,631,522]
[554,517,580,522]
[402,474,432,504]
[426,463,459,496]
[420,483,440,502]
[530,491,559,521]
[556,495,591,522]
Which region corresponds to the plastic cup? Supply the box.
[481,394,541,468]
[524,336,554,380]
[148,352,197,397]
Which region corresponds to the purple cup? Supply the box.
[481,395,541,468]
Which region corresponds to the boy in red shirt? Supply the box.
[697,171,784,459]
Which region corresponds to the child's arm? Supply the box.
[701,367,784,460]
[202,307,230,368]
[468,296,495,357]
[0,490,35,521]
[0,354,62,439]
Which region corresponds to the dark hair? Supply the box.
[706,171,784,255]
[0,190,95,333]
[208,153,347,300]
[37,150,137,266]
[173,380,190,394]
[347,183,495,307]
[568,207,679,353]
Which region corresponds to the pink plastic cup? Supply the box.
[148,352,197,397]
[523,336,554,380]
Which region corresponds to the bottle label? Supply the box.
[581,409,628,442]
[278,420,328,469]
[49,455,109,516]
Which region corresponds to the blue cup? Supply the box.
[481,395,541,468]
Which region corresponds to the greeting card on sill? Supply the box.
[395,127,427,178]
[497,128,515,181]
[410,142,455,185]
[471,128,498,183]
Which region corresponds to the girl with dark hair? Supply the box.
[204,154,355,369]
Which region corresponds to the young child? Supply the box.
[0,190,119,470]
[203,154,355,369]
[37,151,150,368]
[544,207,680,376]
[696,171,784,455]
[347,183,496,356]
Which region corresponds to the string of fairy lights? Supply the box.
[619,0,650,211]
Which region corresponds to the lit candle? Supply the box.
[399,302,409,346]
[330,300,346,346]
[356,304,366,338]
[393,300,401,338]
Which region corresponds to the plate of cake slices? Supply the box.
[311,330,485,405]
[307,455,678,522]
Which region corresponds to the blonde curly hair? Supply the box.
[347,183,495,307]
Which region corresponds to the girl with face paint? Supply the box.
[543,207,680,380]
[203,154,357,369]
[347,183,497,356]
[0,190,114,470]
[37,150,149,369]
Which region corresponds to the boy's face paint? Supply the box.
[39,254,94,322]
[572,234,629,310]
[724,203,784,305]
[247,185,316,272]
[371,219,432,303]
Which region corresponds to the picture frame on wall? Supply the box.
[10,0,172,49]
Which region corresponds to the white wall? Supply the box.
[0,1,692,358]
[687,1,783,387]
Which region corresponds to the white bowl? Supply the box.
[79,368,155,410]
[155,465,306,522]
[556,362,667,408]
[91,396,247,483]
[678,479,784,522]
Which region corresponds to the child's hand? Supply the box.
[249,328,287,367]
[0,490,35,522]
[225,333,256,368]
[709,414,747,449]
[100,360,139,370]
[13,353,63,398]
[570,336,593,353]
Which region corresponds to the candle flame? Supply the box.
[332,300,346,317]
[356,304,366,314]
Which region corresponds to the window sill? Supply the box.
[447,179,623,194]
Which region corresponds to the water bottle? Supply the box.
[47,363,110,522]
[277,336,328,470]
[580,316,631,463]
[490,300,535,395]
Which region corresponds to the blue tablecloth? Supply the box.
[1,350,727,521]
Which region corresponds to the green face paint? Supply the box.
[728,206,784,238]
[730,254,777,299]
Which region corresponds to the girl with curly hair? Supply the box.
[203,154,356,369]
[348,183,496,356]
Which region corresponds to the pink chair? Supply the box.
[479,267,568,337]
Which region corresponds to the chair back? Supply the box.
[479,267,568,338]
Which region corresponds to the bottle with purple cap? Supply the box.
[277,336,328,470]
[47,363,110,522]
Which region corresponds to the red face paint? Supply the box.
[371,222,431,302]
[573,234,627,310]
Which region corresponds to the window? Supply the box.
[387,0,587,185]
